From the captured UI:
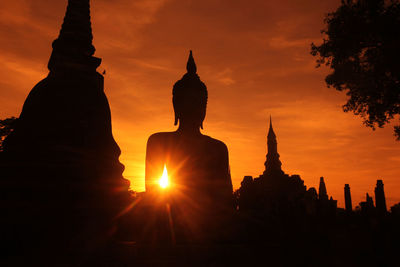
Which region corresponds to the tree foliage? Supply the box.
[0,117,18,152]
[311,0,400,140]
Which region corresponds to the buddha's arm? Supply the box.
[217,143,234,206]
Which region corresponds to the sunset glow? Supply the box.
[0,0,399,208]
[159,165,169,189]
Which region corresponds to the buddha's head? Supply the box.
[173,51,208,129]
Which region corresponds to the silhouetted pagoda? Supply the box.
[356,179,388,217]
[0,0,130,255]
[238,117,307,213]
[263,116,284,176]
[317,176,337,216]
[375,179,387,215]
[238,117,336,217]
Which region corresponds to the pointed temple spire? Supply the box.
[268,115,276,139]
[319,177,328,201]
[264,116,283,175]
[48,0,101,71]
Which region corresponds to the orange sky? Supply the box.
[1,0,399,209]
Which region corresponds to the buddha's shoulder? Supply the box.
[147,132,228,152]
[201,135,228,151]
[147,132,175,143]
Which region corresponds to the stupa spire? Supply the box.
[268,115,276,138]
[48,0,101,71]
[319,177,328,200]
[264,116,283,175]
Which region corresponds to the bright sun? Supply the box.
[159,165,169,189]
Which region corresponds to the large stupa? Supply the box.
[238,117,307,213]
[238,117,337,219]
[0,0,131,256]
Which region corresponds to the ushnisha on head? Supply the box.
[173,51,208,129]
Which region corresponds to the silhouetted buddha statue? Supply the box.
[145,51,233,240]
